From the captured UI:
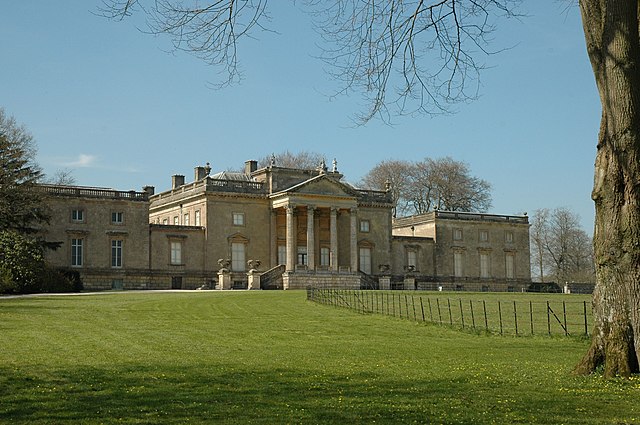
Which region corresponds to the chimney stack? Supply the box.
[195,166,207,181]
[245,160,258,175]
[172,174,185,189]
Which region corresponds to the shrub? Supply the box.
[0,230,45,294]
[41,267,84,293]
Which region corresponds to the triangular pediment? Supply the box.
[274,175,358,198]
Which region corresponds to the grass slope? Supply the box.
[0,291,639,424]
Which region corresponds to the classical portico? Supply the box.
[268,175,362,288]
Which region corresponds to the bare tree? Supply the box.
[530,208,550,283]
[412,157,492,212]
[530,208,594,285]
[308,0,521,122]
[362,156,491,216]
[98,0,270,87]
[47,169,77,186]
[360,159,413,217]
[256,150,325,170]
[572,1,640,377]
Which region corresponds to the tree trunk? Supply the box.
[575,0,640,377]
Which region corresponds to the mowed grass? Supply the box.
[0,291,639,424]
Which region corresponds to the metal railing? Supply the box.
[307,288,592,337]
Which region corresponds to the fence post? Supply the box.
[459,299,465,329]
[513,301,518,336]
[547,301,551,335]
[393,293,396,317]
[412,295,417,321]
[483,300,488,331]
[405,295,410,320]
[530,301,534,335]
[583,300,588,336]
[563,301,568,336]
[498,301,503,335]
[447,298,453,326]
[470,300,475,329]
[420,297,425,322]
[437,298,442,325]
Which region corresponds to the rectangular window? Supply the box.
[480,253,490,278]
[111,240,123,268]
[170,241,182,265]
[71,209,84,222]
[320,247,330,267]
[359,247,372,274]
[173,216,179,225]
[233,212,245,226]
[195,210,201,226]
[278,245,286,266]
[111,212,124,224]
[360,220,370,232]
[71,238,83,267]
[479,230,489,242]
[407,250,417,270]
[231,242,246,272]
[453,228,463,241]
[297,247,308,266]
[454,252,464,277]
[162,218,168,225]
[506,254,515,279]
[506,231,514,243]
[184,213,190,226]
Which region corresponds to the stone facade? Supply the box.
[40,160,531,291]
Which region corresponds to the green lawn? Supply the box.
[1,291,639,424]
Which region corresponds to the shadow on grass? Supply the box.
[0,364,631,424]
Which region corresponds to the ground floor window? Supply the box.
[454,252,464,277]
[506,254,515,279]
[297,247,307,266]
[232,242,246,272]
[359,247,372,274]
[480,253,490,278]
[320,247,330,267]
[71,238,83,267]
[170,241,182,265]
[112,279,123,290]
[111,240,123,268]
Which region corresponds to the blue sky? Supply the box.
[0,2,599,231]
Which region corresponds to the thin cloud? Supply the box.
[62,154,97,168]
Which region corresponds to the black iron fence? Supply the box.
[307,288,592,337]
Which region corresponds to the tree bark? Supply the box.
[575,0,640,377]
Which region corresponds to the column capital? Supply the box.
[286,204,296,213]
[307,205,316,212]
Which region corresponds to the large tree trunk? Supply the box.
[574,0,640,377]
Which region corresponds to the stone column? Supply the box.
[330,207,338,271]
[270,209,277,267]
[286,205,295,272]
[307,205,315,271]
[350,207,358,273]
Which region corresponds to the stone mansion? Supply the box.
[41,159,531,291]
